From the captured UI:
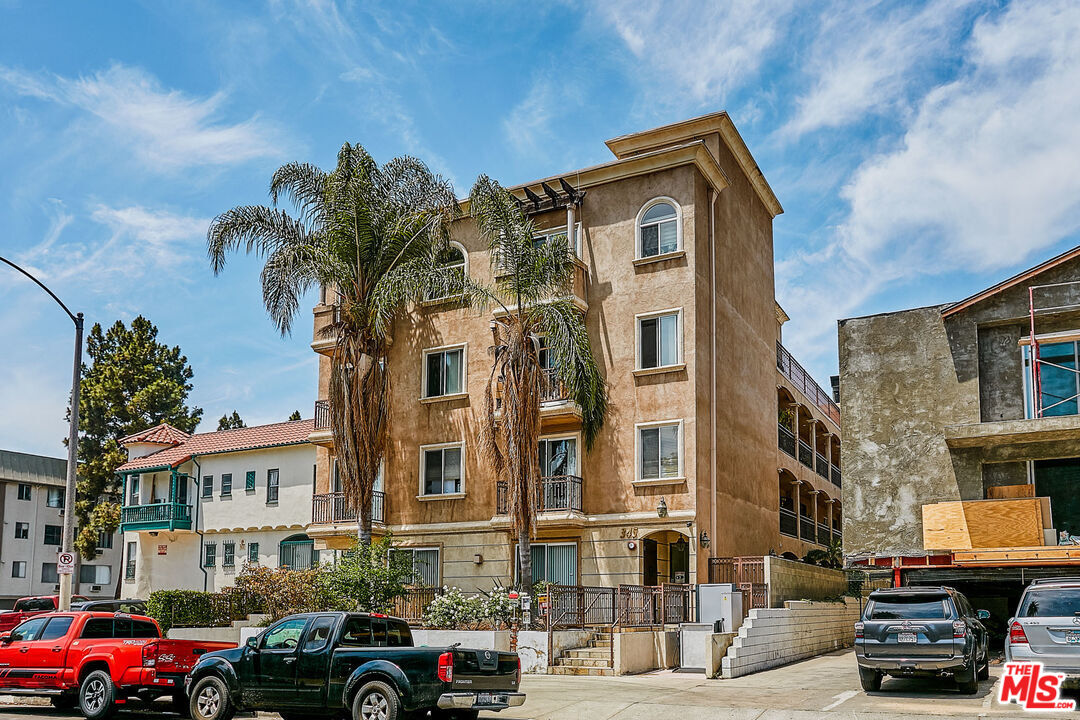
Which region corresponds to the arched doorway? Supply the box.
[640,529,692,585]
[279,533,316,570]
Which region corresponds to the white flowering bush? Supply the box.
[423,587,517,630]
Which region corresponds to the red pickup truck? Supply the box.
[0,595,90,633]
[0,612,235,719]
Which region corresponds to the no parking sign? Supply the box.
[57,551,75,575]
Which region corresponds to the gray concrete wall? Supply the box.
[765,555,847,607]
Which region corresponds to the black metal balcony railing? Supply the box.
[497,475,583,515]
[800,514,815,541]
[778,424,796,457]
[815,452,829,479]
[777,341,841,425]
[314,400,330,430]
[779,508,797,537]
[798,440,813,468]
[311,491,385,525]
[830,464,841,487]
[817,523,830,545]
[497,368,570,410]
[121,502,192,526]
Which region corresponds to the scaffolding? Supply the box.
[1028,281,1080,418]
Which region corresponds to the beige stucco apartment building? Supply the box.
[305,112,843,592]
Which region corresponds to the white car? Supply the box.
[1006,577,1080,683]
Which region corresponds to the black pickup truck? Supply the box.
[185,611,523,720]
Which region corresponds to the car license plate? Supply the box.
[1066,632,1080,644]
[477,694,492,705]
[898,632,918,643]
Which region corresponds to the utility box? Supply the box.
[697,583,744,635]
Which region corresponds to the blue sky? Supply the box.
[2,0,1080,457]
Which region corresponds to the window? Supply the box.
[248,542,260,564]
[636,199,680,258]
[867,596,948,620]
[17,483,31,500]
[202,476,214,498]
[426,243,467,301]
[423,346,465,398]
[637,310,681,369]
[41,563,58,584]
[10,617,47,642]
[98,531,113,550]
[279,534,315,570]
[46,487,64,508]
[421,444,463,496]
[1025,341,1080,417]
[39,616,73,641]
[223,541,235,567]
[129,476,140,505]
[261,617,308,650]
[516,542,577,586]
[79,565,111,584]
[14,522,28,539]
[43,525,62,546]
[1020,589,1080,617]
[303,616,335,652]
[539,437,577,477]
[221,473,232,497]
[534,224,582,257]
[267,469,279,503]
[125,542,137,580]
[204,542,217,568]
[246,471,256,492]
[637,421,683,481]
[341,616,372,646]
[390,548,440,586]
[11,560,26,578]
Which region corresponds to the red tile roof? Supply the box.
[119,423,191,446]
[116,419,315,472]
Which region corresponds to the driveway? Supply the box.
[1,650,1074,720]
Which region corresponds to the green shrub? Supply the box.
[423,587,517,630]
[146,590,232,634]
[234,564,329,621]
[320,535,413,614]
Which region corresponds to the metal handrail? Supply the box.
[777,341,841,424]
[314,400,330,430]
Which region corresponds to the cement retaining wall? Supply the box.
[721,598,860,678]
[614,630,678,675]
[765,555,847,607]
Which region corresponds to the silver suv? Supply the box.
[1006,577,1080,681]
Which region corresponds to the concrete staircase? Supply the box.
[549,631,614,676]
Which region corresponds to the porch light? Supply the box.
[699,531,710,549]
[657,497,668,518]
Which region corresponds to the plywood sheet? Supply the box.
[987,484,1035,499]
[923,502,972,551]
[923,498,1047,551]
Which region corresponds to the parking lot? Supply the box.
[1,649,1074,720]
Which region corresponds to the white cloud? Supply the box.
[782,0,977,137]
[779,0,1080,368]
[592,0,795,105]
[0,64,285,169]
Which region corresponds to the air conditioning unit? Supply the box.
[91,585,102,592]
[53,584,60,592]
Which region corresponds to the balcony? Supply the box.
[777,341,840,425]
[797,440,813,468]
[778,423,796,457]
[309,400,333,447]
[815,452,829,479]
[310,491,385,526]
[311,302,341,356]
[496,368,582,425]
[830,464,841,487]
[817,523,830,545]
[799,514,815,541]
[120,502,192,533]
[496,475,583,515]
[493,259,589,315]
[779,507,797,537]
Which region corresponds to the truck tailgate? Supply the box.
[451,649,518,692]
[150,640,237,675]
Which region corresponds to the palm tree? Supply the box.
[469,175,608,589]
[208,143,464,543]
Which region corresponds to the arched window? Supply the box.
[426,242,467,302]
[279,533,316,570]
[636,199,681,259]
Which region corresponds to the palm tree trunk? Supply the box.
[517,527,532,592]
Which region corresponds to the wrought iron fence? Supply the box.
[496,475,582,514]
[831,464,842,487]
[798,440,814,468]
[708,556,766,585]
[311,491,385,525]
[815,452,829,478]
[778,423,796,457]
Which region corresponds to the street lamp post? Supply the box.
[1,256,83,611]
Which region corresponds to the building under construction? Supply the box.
[838,246,1080,638]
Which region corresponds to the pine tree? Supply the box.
[71,316,202,558]
[217,411,246,430]
[288,410,302,421]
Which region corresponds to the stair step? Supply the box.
[548,666,614,677]
[555,658,611,668]
[564,648,609,658]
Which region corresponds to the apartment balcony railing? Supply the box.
[817,523,830,545]
[497,475,583,515]
[120,502,192,532]
[779,508,798,537]
[311,491,385,525]
[778,424,796,457]
[815,452,829,479]
[800,514,815,541]
[777,341,841,425]
[314,400,330,430]
[798,440,813,468]
[831,464,841,487]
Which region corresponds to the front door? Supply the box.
[295,616,336,704]
[0,617,48,688]
[254,617,308,706]
[20,616,74,689]
[669,538,689,584]
[643,538,658,586]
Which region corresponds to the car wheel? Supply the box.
[189,675,235,720]
[858,666,882,692]
[353,680,400,720]
[956,662,979,694]
[80,669,118,720]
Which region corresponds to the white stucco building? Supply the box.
[0,450,122,608]
[114,420,316,597]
